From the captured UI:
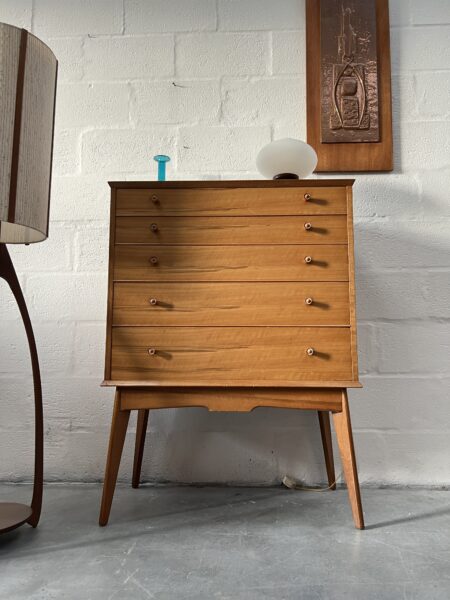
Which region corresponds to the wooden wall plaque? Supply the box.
[306,0,393,172]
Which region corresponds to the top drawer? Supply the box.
[115,187,347,216]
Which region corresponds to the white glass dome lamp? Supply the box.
[256,138,318,180]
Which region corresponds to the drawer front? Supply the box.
[113,282,350,326]
[116,187,347,216]
[111,327,353,383]
[115,216,348,245]
[113,245,349,282]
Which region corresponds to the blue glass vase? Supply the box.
[153,155,170,181]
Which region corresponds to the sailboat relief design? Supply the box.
[320,0,380,143]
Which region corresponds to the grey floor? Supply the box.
[0,484,449,599]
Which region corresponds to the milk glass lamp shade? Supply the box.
[0,23,58,244]
[256,138,318,179]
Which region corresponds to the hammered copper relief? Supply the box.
[321,0,379,143]
[306,0,392,172]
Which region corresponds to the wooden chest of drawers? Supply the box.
[100,180,364,529]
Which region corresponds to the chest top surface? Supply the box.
[103,180,360,388]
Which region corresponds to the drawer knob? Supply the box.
[149,298,158,306]
[304,193,311,201]
[304,222,312,230]
[151,195,159,204]
[150,223,158,232]
[148,348,156,356]
[306,347,315,356]
[305,297,313,305]
[149,256,159,265]
[304,256,312,264]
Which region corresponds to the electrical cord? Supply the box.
[282,473,343,493]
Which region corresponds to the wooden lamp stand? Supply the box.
[0,23,57,535]
[0,244,43,534]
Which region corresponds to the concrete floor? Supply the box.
[0,485,449,599]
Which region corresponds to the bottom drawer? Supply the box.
[111,327,353,384]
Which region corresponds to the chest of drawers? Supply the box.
[99,180,364,529]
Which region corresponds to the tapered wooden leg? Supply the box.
[318,411,336,490]
[332,390,364,530]
[132,409,149,489]
[99,390,130,526]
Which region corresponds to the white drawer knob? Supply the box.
[304,222,312,230]
[306,347,315,356]
[305,297,313,305]
[304,256,312,264]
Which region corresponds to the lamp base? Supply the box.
[0,503,33,535]
[273,173,300,180]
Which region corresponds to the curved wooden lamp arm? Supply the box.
[0,244,43,530]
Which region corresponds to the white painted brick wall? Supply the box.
[125,0,217,33]
[222,77,304,126]
[43,38,84,81]
[56,83,130,129]
[33,0,124,37]
[0,0,31,28]
[0,0,449,487]
[82,127,177,173]
[272,30,306,74]
[217,0,303,31]
[130,80,221,125]
[178,125,270,171]
[176,33,269,77]
[84,35,175,80]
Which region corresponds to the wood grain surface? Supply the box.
[333,390,365,529]
[112,281,351,326]
[111,326,353,382]
[113,244,349,282]
[116,186,348,217]
[111,180,355,189]
[346,186,360,381]
[100,180,364,529]
[115,215,348,245]
[120,387,344,412]
[104,379,362,388]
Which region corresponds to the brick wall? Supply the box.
[1,0,449,485]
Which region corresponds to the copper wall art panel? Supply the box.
[306,0,393,172]
[320,0,379,143]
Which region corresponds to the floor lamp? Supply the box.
[0,23,57,534]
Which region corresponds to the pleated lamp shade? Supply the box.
[0,23,57,244]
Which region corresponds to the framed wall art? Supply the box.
[306,0,393,172]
